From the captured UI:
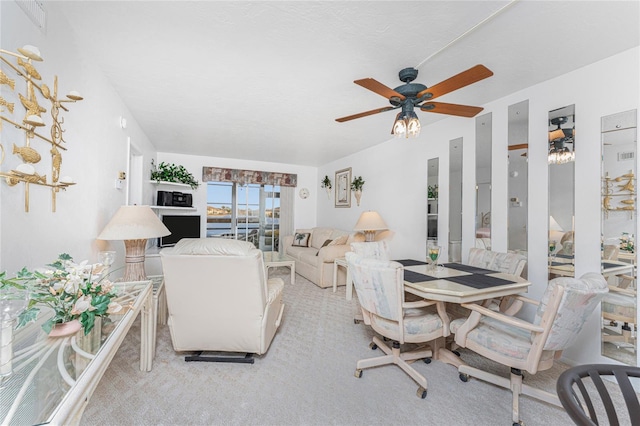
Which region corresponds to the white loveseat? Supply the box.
[281,227,358,288]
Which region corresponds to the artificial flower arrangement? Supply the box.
[1,253,122,335]
[620,232,635,253]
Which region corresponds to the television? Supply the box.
[159,215,201,247]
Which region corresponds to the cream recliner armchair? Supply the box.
[160,238,285,363]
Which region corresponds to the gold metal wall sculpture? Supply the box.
[0,45,83,212]
[602,171,636,218]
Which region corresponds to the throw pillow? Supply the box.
[328,234,348,246]
[316,239,333,255]
[292,232,311,247]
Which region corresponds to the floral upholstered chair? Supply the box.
[451,272,608,425]
[346,252,449,399]
[349,240,390,260]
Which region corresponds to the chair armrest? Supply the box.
[281,235,294,249]
[460,302,545,333]
[608,285,636,296]
[403,299,437,309]
[317,244,350,263]
[512,295,539,306]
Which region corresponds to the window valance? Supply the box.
[202,167,297,187]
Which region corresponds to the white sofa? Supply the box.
[282,227,359,288]
[160,238,285,358]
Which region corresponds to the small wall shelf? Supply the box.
[150,206,196,211]
[148,180,192,188]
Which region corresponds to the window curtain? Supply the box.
[202,167,297,187]
[279,186,294,252]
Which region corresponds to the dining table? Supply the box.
[395,259,531,367]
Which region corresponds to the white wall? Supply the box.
[0,3,156,275]
[318,47,639,365]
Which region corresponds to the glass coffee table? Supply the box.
[263,252,296,285]
[0,280,153,425]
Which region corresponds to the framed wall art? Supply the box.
[335,167,351,208]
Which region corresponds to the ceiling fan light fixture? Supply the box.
[392,110,420,139]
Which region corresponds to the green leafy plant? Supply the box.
[0,254,122,335]
[151,160,199,189]
[321,175,332,189]
[428,184,438,199]
[351,176,365,191]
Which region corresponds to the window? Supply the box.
[207,182,280,251]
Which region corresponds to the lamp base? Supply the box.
[363,231,376,242]
[123,239,148,282]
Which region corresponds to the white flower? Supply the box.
[71,295,93,315]
[107,302,123,314]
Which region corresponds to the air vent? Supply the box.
[16,0,46,31]
[618,151,635,161]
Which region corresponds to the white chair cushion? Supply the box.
[166,238,255,256]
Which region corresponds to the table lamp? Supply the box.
[354,211,388,242]
[97,205,170,282]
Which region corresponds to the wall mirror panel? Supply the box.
[548,105,575,279]
[601,109,637,366]
[449,138,463,262]
[476,113,492,250]
[427,158,439,252]
[508,100,529,275]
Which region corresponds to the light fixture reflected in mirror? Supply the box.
[548,116,575,164]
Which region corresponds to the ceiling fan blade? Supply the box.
[335,106,396,123]
[508,143,528,151]
[417,64,493,100]
[420,102,484,117]
[355,78,406,101]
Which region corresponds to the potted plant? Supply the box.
[150,160,199,189]
[321,175,332,199]
[1,253,122,336]
[351,176,365,206]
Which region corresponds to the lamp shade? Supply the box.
[98,205,170,240]
[354,211,387,231]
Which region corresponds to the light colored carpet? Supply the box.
[80,270,601,426]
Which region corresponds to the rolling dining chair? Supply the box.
[556,363,640,425]
[345,251,449,398]
[451,273,608,426]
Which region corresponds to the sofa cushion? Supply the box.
[311,228,333,249]
[300,251,320,266]
[287,245,318,260]
[316,239,333,255]
[328,234,348,246]
[292,232,311,247]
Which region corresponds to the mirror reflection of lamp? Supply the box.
[549,215,564,245]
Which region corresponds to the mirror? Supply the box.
[508,100,529,276]
[427,158,439,251]
[475,113,492,250]
[601,109,637,365]
[548,105,575,279]
[449,138,463,262]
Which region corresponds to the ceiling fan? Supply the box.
[336,64,494,138]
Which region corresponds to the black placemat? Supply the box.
[602,262,626,269]
[551,261,572,267]
[395,259,428,266]
[404,270,438,283]
[554,253,574,260]
[442,263,495,275]
[444,274,516,289]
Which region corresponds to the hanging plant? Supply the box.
[351,176,365,191]
[150,159,199,189]
[321,175,332,189]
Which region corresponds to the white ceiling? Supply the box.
[55,1,639,167]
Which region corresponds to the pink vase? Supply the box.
[49,319,82,337]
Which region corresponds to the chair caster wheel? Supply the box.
[513,422,523,426]
[423,358,432,364]
[355,369,363,378]
[452,350,461,357]
[354,319,361,324]
[417,387,427,399]
[459,373,470,382]
[369,342,378,350]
